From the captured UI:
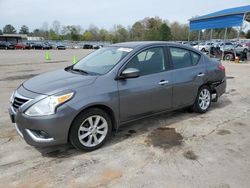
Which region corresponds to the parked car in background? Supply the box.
[56,44,66,50]
[44,42,53,49]
[93,45,103,49]
[0,41,15,50]
[219,42,234,51]
[30,42,52,50]
[193,42,214,52]
[9,42,226,151]
[83,44,93,49]
[14,42,30,50]
[234,44,249,53]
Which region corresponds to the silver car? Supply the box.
[9,42,226,151]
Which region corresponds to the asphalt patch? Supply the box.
[183,150,198,160]
[0,74,38,81]
[128,130,136,134]
[225,89,236,94]
[146,127,183,149]
[217,129,231,135]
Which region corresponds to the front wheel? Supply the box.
[69,108,112,151]
[192,86,211,113]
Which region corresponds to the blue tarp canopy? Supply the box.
[189,5,250,31]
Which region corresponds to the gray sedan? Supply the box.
[9,42,226,151]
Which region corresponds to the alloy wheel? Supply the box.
[78,115,108,147]
[198,88,211,110]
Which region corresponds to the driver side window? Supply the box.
[125,47,165,76]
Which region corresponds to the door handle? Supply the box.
[158,80,169,85]
[197,73,205,77]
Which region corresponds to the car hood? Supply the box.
[23,69,97,95]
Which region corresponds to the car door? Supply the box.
[168,47,206,108]
[118,47,172,122]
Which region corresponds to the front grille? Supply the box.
[12,93,30,111]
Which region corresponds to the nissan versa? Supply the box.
[9,42,226,151]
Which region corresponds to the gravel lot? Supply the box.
[0,50,250,188]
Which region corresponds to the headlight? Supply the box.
[25,92,74,116]
[10,91,15,104]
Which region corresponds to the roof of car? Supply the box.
[111,41,202,54]
[111,41,175,48]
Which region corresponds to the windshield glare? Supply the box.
[73,47,133,75]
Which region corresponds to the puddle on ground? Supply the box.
[128,130,136,134]
[146,127,183,149]
[226,76,235,79]
[234,122,247,127]
[124,129,137,137]
[0,74,38,81]
[183,150,198,160]
[217,129,231,135]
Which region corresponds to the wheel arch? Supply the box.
[67,104,118,142]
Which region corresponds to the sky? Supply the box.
[0,0,249,32]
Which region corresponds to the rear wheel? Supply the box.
[69,108,112,151]
[192,86,211,113]
[224,53,234,61]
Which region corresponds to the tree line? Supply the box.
[0,17,249,42]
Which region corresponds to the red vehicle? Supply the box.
[15,42,29,49]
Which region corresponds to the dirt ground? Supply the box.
[0,49,250,188]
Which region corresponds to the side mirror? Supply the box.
[120,68,140,79]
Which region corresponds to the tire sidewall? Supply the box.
[194,86,211,113]
[225,54,232,61]
[69,108,112,151]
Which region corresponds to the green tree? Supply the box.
[245,30,250,39]
[0,29,2,35]
[143,17,162,40]
[88,25,99,40]
[82,31,95,41]
[48,29,60,40]
[19,25,29,34]
[116,25,129,42]
[170,22,189,41]
[3,24,16,34]
[67,26,80,41]
[159,23,172,41]
[131,21,145,40]
[99,29,111,41]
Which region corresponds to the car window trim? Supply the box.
[116,45,170,78]
[168,46,202,70]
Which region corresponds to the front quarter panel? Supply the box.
[67,74,120,126]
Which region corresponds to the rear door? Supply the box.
[118,47,172,122]
[168,47,206,108]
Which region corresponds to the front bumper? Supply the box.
[9,95,77,147]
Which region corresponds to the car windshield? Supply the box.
[73,46,133,75]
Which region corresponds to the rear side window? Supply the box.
[169,47,200,69]
[190,51,200,65]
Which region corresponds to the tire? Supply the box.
[69,108,112,151]
[224,53,233,61]
[192,86,211,113]
[201,48,206,52]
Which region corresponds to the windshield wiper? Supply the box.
[68,66,89,75]
[72,68,89,74]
